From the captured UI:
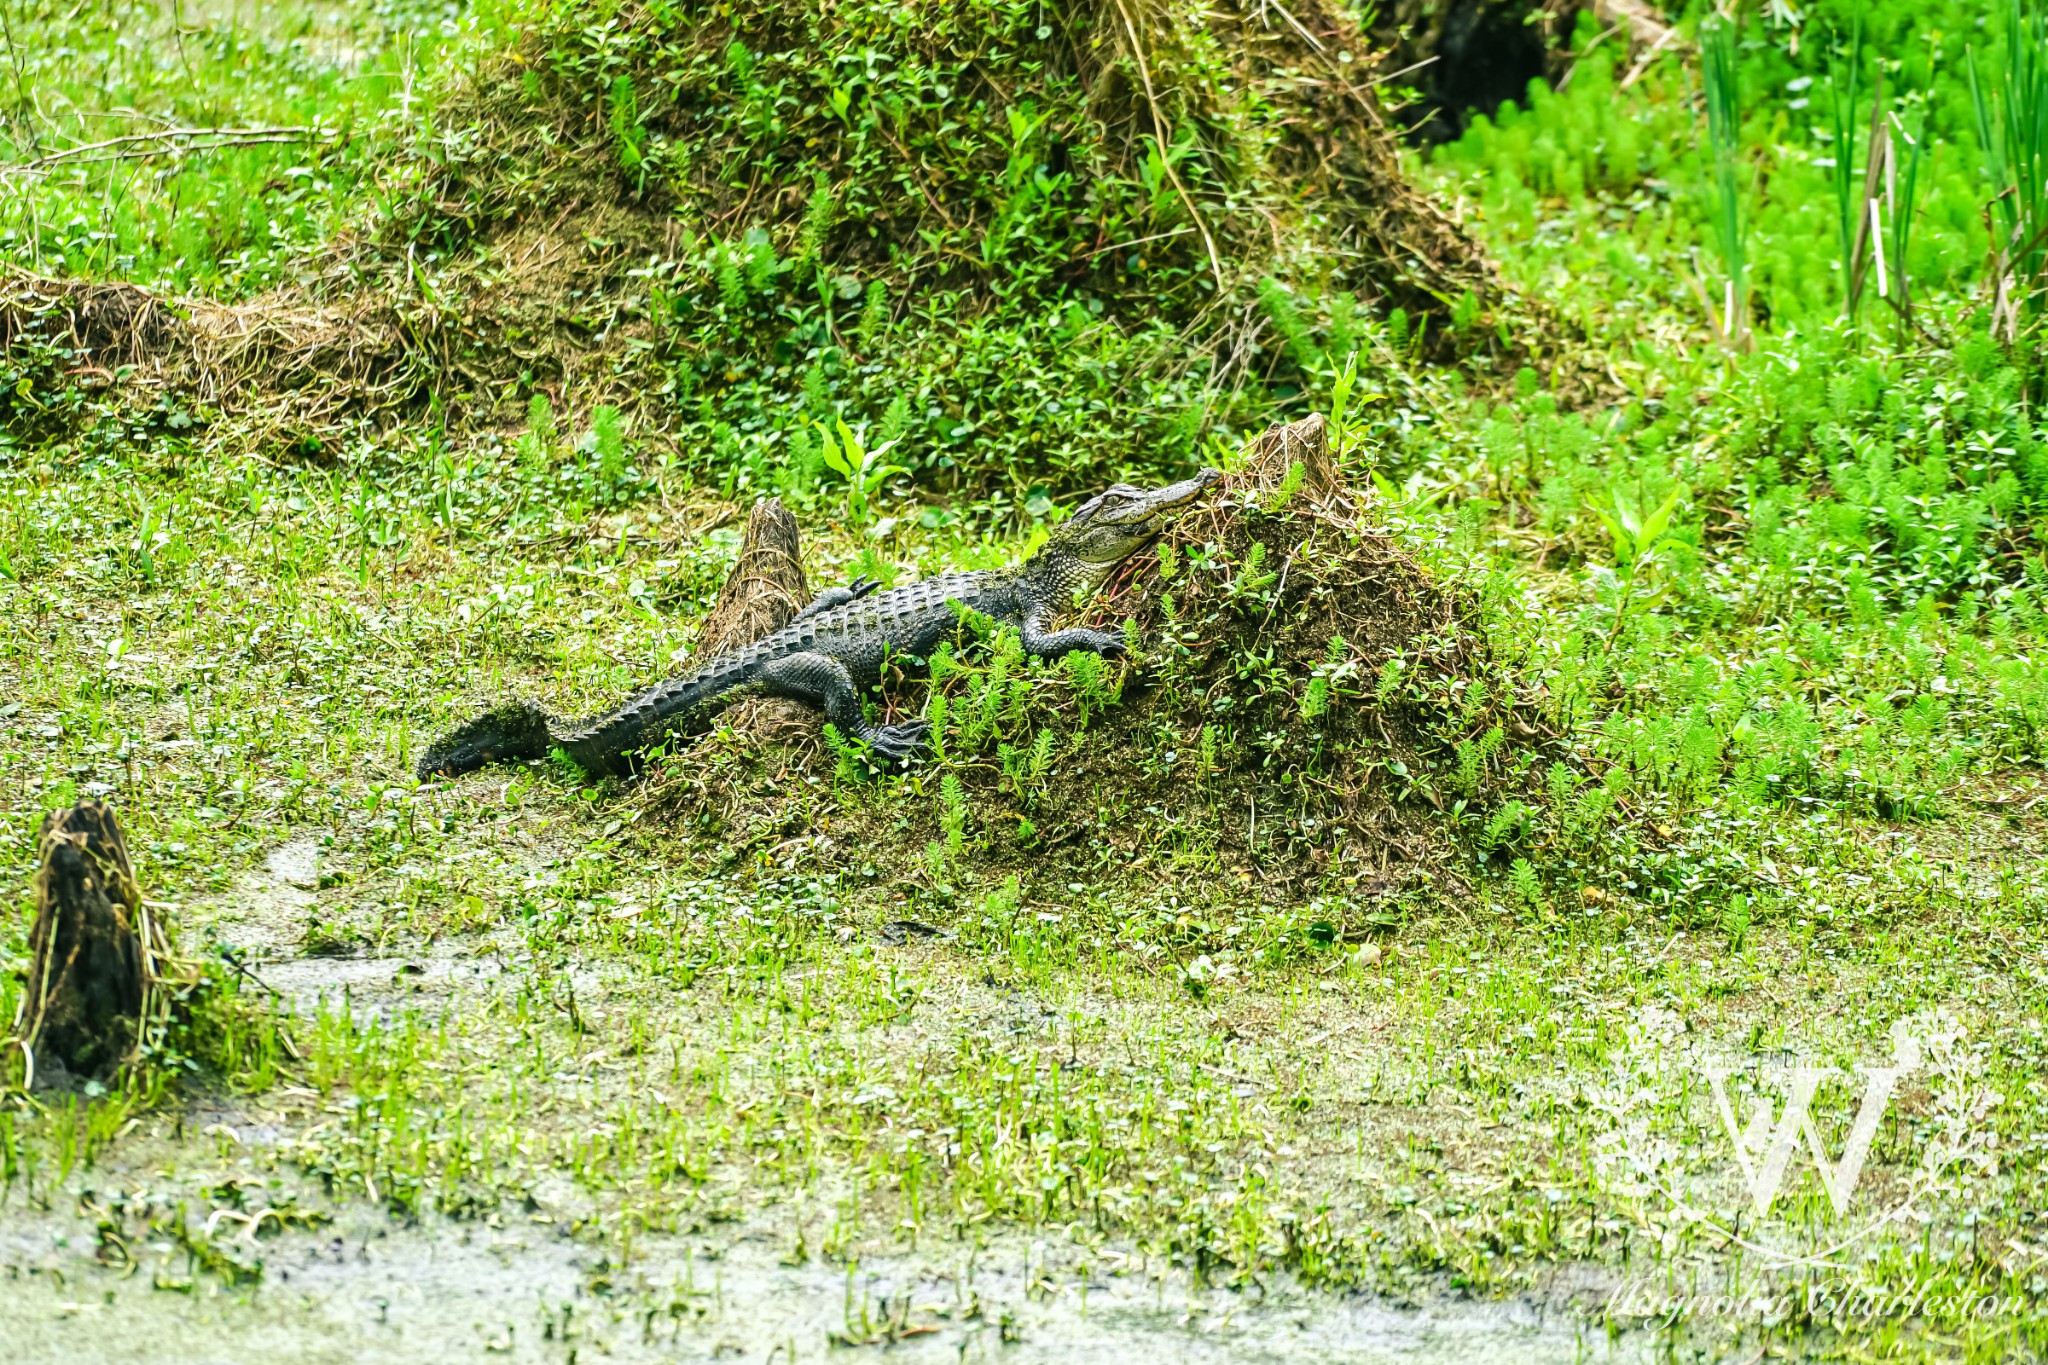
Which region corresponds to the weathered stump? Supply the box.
[15,802,160,1086]
[1244,413,1353,511]
[692,496,817,740]
[693,497,809,658]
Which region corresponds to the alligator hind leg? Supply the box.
[754,650,929,759]
[792,577,883,625]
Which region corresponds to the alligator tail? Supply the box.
[419,669,743,781]
[550,670,737,776]
[415,700,557,780]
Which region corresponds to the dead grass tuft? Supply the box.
[1,265,439,442]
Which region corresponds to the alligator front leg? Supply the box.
[1019,611,1127,661]
[754,650,929,759]
[791,576,883,625]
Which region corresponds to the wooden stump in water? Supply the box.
[14,801,160,1086]
[693,497,809,658]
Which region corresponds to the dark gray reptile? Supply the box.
[417,468,1221,779]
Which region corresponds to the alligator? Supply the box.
[416,468,1222,780]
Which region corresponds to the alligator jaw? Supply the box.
[1095,466,1224,532]
[1048,465,1224,579]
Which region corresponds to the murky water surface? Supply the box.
[1,1204,1659,1363]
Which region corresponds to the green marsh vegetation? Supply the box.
[3,0,2048,1358]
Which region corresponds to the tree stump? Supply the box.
[693,497,809,658]
[691,497,818,740]
[1244,413,1353,512]
[14,802,164,1086]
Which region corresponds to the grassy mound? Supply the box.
[648,415,1523,927]
[418,0,1498,314]
[4,1,1526,505]
[409,0,1515,493]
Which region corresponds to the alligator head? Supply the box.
[1028,467,1223,597]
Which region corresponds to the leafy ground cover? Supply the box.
[3,1,2048,1361]
[0,0,464,292]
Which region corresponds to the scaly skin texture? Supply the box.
[417,469,1222,779]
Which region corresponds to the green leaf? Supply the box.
[834,416,863,464]
[1637,483,1688,551]
[861,463,911,496]
[1590,504,1634,576]
[815,421,853,477]
[1329,349,1358,439]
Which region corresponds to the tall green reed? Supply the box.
[1969,0,2048,338]
[1701,17,1750,348]
[1829,17,1870,320]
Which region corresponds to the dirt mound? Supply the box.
[325,0,1531,480]
[3,3,1539,485]
[649,416,1520,912]
[417,0,1500,334]
[0,276,175,359]
[1038,413,1504,900]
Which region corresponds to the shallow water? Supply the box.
[0,1202,1661,1364]
[0,843,1698,1363]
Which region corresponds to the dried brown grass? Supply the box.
[1,265,436,439]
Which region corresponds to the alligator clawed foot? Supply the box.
[1063,628,1126,659]
[845,576,883,602]
[862,720,930,762]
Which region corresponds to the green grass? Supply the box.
[0,0,456,293]
[3,0,2048,1358]
[1429,4,2006,335]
